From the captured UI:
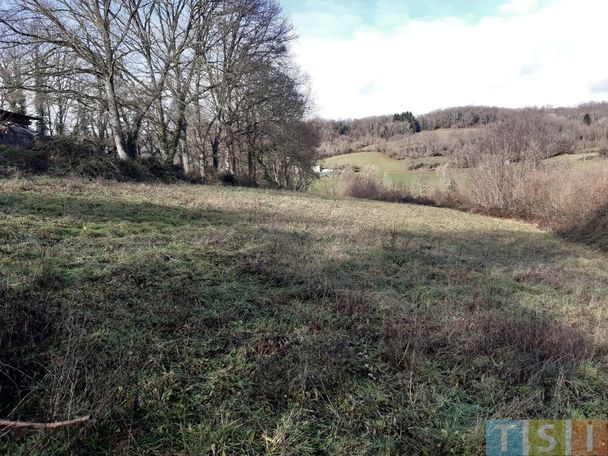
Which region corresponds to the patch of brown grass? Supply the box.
[341,173,436,205]
[513,162,608,229]
[445,158,608,249]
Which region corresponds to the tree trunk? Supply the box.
[103,76,129,160]
[247,134,257,181]
[125,133,139,159]
[182,148,190,175]
[211,136,220,170]
[247,149,253,179]
[199,150,206,178]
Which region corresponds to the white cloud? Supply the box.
[290,0,608,119]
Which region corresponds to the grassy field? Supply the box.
[323,151,448,171]
[314,150,608,198]
[315,152,450,194]
[2,177,608,454]
[545,151,602,166]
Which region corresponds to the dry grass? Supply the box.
[2,176,608,454]
[313,172,435,206]
[339,173,435,205]
[514,162,608,229]
[460,158,608,247]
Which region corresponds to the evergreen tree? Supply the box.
[583,113,592,126]
[337,122,350,135]
[393,111,420,132]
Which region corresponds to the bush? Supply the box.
[139,157,188,183]
[0,146,49,175]
[408,162,426,171]
[117,159,150,181]
[464,156,536,213]
[33,137,123,179]
[455,158,608,248]
[514,163,608,229]
[341,173,435,205]
[211,172,258,188]
[0,137,191,183]
[220,172,237,186]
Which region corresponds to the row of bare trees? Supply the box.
[0,0,319,188]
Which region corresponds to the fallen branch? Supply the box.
[0,415,91,430]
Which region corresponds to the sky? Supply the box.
[280,0,608,119]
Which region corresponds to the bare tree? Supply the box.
[1,0,145,159]
[0,0,319,188]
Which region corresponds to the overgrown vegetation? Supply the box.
[0,139,190,183]
[339,173,435,205]
[464,159,608,236]
[319,150,608,250]
[2,177,608,454]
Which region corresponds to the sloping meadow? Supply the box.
[1,177,608,454]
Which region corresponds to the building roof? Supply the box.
[0,109,42,126]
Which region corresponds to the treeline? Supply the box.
[317,103,608,160]
[419,104,608,131]
[314,114,421,157]
[419,106,510,130]
[315,107,508,157]
[0,0,319,189]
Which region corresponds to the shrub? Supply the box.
[456,158,608,248]
[0,137,191,183]
[0,146,49,175]
[210,172,258,188]
[341,173,435,205]
[464,156,536,213]
[408,162,426,171]
[33,137,123,179]
[220,172,237,186]
[515,163,608,229]
[139,157,188,183]
[117,159,150,181]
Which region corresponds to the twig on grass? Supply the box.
[0,415,91,430]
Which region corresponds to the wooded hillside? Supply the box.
[316,103,608,161]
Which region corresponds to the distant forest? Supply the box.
[315,103,608,162]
